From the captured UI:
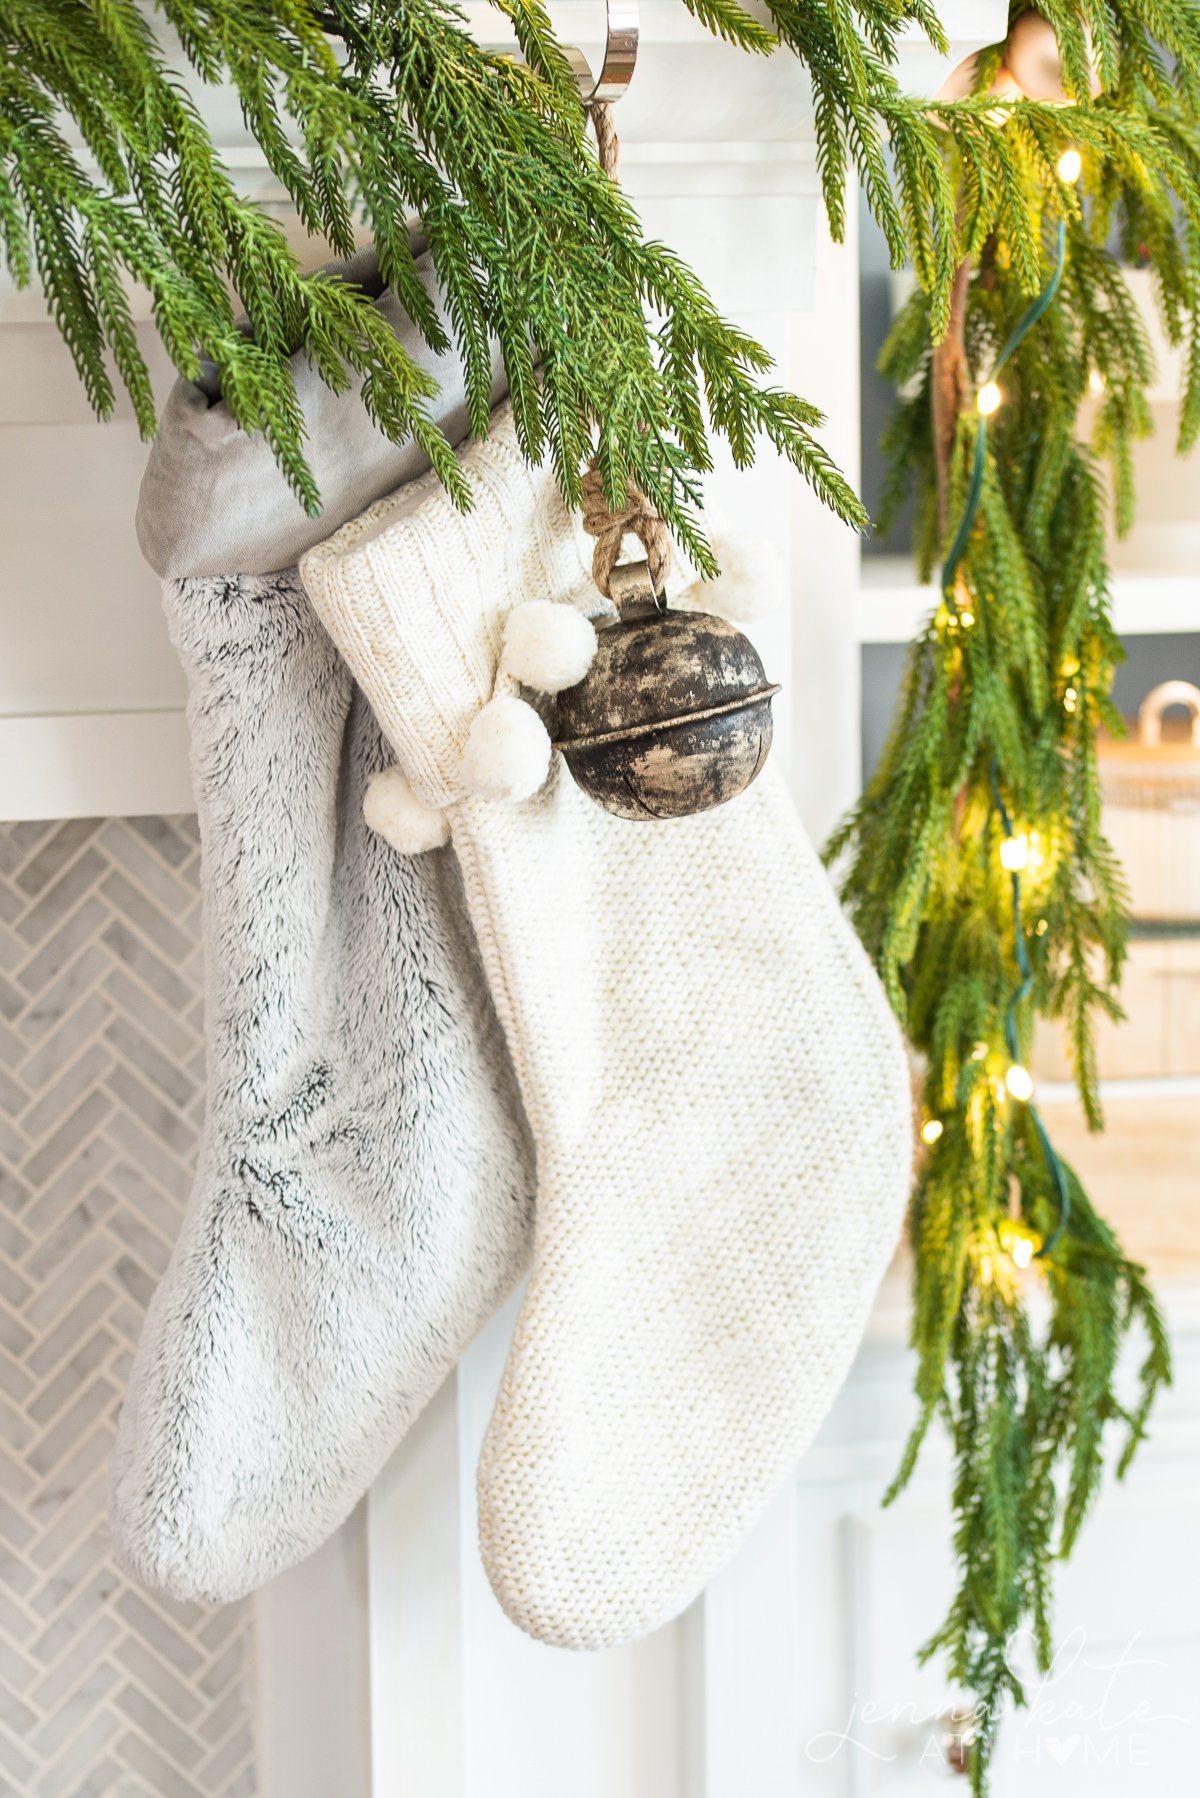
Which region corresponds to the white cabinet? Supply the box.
[0,327,192,819]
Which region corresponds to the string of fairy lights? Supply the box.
[921,147,1084,1267]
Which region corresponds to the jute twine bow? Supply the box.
[581,466,672,599]
[583,100,672,601]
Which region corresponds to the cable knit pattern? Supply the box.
[110,572,534,1602]
[301,407,914,1649]
[304,437,584,810]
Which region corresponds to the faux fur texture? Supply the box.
[109,571,534,1603]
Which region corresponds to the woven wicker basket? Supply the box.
[1100,680,1200,924]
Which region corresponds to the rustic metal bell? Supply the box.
[553,560,780,821]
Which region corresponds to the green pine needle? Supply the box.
[0,0,869,540]
[831,24,1195,1769]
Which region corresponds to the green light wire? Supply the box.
[940,219,1067,596]
[943,217,1072,1261]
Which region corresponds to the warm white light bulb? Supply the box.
[977,382,1002,416]
[1011,1235,1035,1269]
[959,608,976,629]
[1057,148,1083,185]
[922,1118,944,1145]
[999,834,1030,872]
[1063,685,1078,713]
[1005,1063,1035,1101]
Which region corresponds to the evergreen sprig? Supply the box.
[748,0,1200,369]
[0,0,872,562]
[829,64,1186,1791]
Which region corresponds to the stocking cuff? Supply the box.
[138,243,509,581]
[301,406,589,810]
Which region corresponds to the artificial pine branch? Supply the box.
[7,1,1198,554]
[755,0,1200,379]
[829,23,1194,1772]
[0,0,879,555]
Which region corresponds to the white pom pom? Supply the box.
[363,766,449,854]
[461,695,552,802]
[502,600,597,694]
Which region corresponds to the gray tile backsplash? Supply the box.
[0,817,258,1798]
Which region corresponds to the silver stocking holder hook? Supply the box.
[489,0,639,108]
[566,0,639,106]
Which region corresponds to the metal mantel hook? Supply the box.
[490,0,639,108]
[566,0,639,106]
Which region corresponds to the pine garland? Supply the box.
[828,9,1197,1784]
[0,0,880,565]
[9,5,1196,550]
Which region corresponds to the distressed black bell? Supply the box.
[554,561,780,821]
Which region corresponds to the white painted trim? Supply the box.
[0,711,192,821]
[686,1484,803,1798]
[255,1506,373,1798]
[619,153,820,196]
[619,140,816,166]
[786,194,863,841]
[367,1377,467,1798]
[857,556,1200,643]
[1039,1073,1200,1105]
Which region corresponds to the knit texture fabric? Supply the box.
[301,408,914,1649]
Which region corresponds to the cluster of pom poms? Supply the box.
[462,601,597,803]
[363,600,598,854]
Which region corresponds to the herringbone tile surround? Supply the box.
[0,817,258,1798]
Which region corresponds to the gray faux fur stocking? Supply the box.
[109,249,532,1603]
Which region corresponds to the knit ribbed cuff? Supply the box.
[301,406,589,811]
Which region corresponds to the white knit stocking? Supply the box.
[301,408,913,1649]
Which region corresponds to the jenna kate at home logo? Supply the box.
[803,1628,1192,1774]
